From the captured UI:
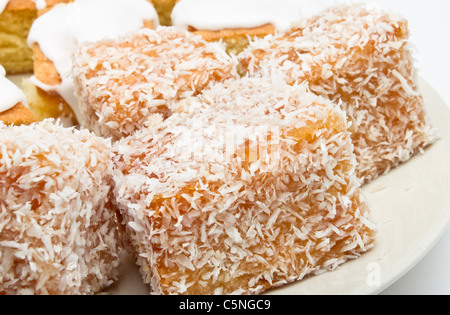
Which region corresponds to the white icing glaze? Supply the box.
[0,65,28,113]
[27,0,159,123]
[171,0,345,31]
[0,0,47,14]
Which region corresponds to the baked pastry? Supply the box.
[24,0,159,126]
[0,64,35,125]
[111,74,376,295]
[0,119,121,295]
[0,0,38,74]
[73,27,238,140]
[171,0,313,55]
[239,4,437,183]
[151,0,177,26]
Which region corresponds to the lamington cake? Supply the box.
[73,27,238,140]
[111,74,376,295]
[24,0,159,125]
[0,0,70,74]
[0,120,121,295]
[239,4,437,183]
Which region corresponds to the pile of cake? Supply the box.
[0,0,437,295]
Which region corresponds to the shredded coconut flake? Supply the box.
[111,73,376,295]
[0,120,121,295]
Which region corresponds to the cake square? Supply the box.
[239,4,437,183]
[73,27,238,140]
[0,65,36,125]
[0,0,71,74]
[0,120,121,295]
[111,75,376,295]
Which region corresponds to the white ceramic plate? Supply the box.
[7,75,450,295]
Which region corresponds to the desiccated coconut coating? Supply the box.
[239,4,437,183]
[73,27,238,140]
[111,75,376,295]
[0,120,121,295]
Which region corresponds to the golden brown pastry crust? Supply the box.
[0,102,36,125]
[239,4,437,183]
[171,0,275,54]
[30,43,76,124]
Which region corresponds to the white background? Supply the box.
[357,0,450,295]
